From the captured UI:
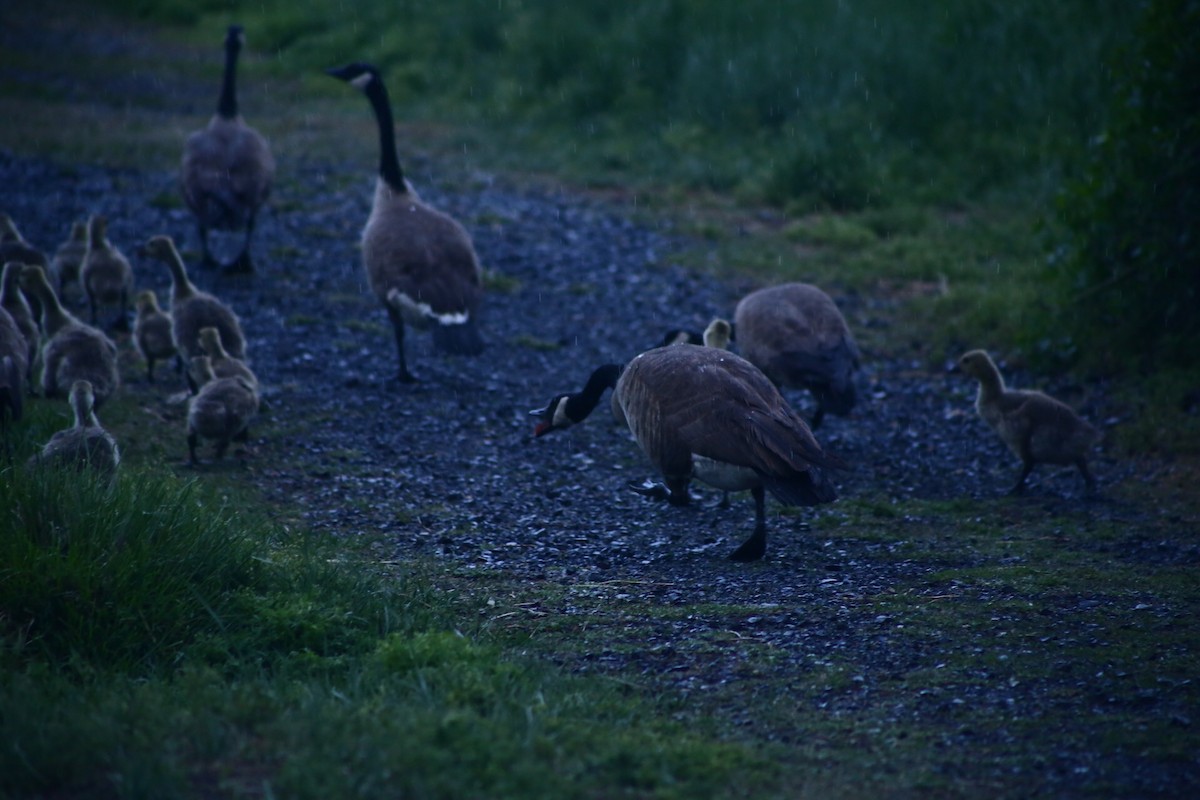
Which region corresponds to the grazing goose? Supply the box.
[20,265,120,407]
[198,325,257,388]
[1,261,38,379]
[0,306,26,426]
[28,379,120,478]
[959,349,1102,496]
[326,61,484,382]
[531,344,845,561]
[734,283,860,429]
[80,215,134,330]
[182,24,275,274]
[141,235,246,363]
[133,290,177,383]
[186,355,259,465]
[50,220,88,298]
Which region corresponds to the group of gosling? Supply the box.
[1,221,260,473]
[2,25,1102,562]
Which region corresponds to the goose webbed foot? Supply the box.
[728,524,767,562]
[629,478,671,502]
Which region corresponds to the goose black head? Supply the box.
[529,395,572,438]
[225,25,245,51]
[325,62,380,90]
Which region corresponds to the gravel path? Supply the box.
[3,146,1194,795]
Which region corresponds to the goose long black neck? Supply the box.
[217,29,242,119]
[364,76,406,192]
[567,364,622,421]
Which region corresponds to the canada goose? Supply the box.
[530,344,845,561]
[141,235,246,364]
[80,215,134,331]
[50,220,88,298]
[958,349,1102,495]
[325,61,484,382]
[734,283,860,429]
[28,379,120,478]
[20,264,120,408]
[0,306,26,426]
[134,290,176,383]
[1,261,38,379]
[186,355,259,465]
[181,24,275,274]
[197,325,257,388]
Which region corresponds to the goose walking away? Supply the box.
[531,344,845,561]
[734,282,860,429]
[28,379,120,478]
[326,61,484,382]
[50,220,88,298]
[20,265,119,408]
[80,215,134,331]
[186,355,259,465]
[958,349,1102,496]
[182,24,275,274]
[134,290,177,383]
[141,235,246,363]
[0,306,26,426]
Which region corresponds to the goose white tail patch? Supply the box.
[386,288,470,325]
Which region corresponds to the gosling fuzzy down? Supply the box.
[20,265,120,408]
[50,220,88,298]
[141,235,246,363]
[80,215,134,331]
[0,306,27,425]
[958,349,1102,495]
[734,283,860,429]
[1,261,38,380]
[134,290,177,383]
[198,325,257,389]
[28,379,120,478]
[531,344,845,562]
[326,61,484,382]
[182,25,275,273]
[186,355,259,465]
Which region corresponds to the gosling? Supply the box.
[28,379,120,478]
[958,349,1101,496]
[186,355,259,465]
[134,290,177,383]
[80,215,134,331]
[197,325,257,389]
[50,220,88,298]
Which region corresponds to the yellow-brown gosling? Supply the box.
[734,283,861,430]
[1,261,38,380]
[531,344,845,562]
[186,355,259,465]
[50,220,88,298]
[181,25,275,274]
[0,305,27,426]
[20,264,120,408]
[197,325,257,389]
[141,235,246,363]
[27,379,120,478]
[958,349,1102,496]
[80,215,134,331]
[0,214,48,270]
[326,61,484,382]
[134,290,177,383]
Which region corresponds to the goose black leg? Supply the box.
[728,485,768,562]
[385,305,416,383]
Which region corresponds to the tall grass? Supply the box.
[99,0,1136,207]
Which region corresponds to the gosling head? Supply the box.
[958,349,998,381]
[703,318,733,350]
[139,235,178,262]
[68,379,96,419]
[135,290,161,314]
[87,214,109,242]
[198,326,224,356]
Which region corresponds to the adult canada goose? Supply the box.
[198,325,257,388]
[530,344,845,561]
[141,235,246,363]
[182,24,275,274]
[80,215,134,331]
[0,306,26,426]
[133,290,177,383]
[186,355,259,465]
[50,220,88,298]
[28,379,120,478]
[20,264,120,408]
[734,283,860,429]
[1,261,38,379]
[958,349,1102,496]
[325,61,484,382]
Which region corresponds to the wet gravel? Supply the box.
[3,146,1196,795]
